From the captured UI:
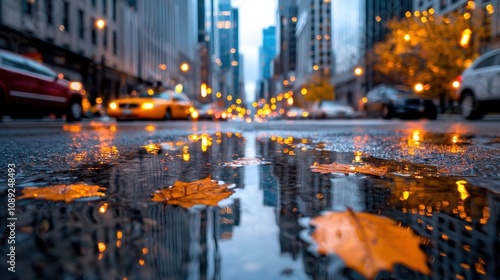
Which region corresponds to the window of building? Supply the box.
[92,0,96,7]
[440,0,447,10]
[103,27,108,48]
[91,17,97,45]
[62,1,70,32]
[112,31,117,54]
[22,0,33,15]
[102,0,107,15]
[45,0,53,24]
[112,0,117,21]
[78,10,84,39]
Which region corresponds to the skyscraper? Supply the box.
[260,26,276,80]
[257,26,276,101]
[217,0,241,106]
[274,0,298,95]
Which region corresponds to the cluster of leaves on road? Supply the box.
[308,209,430,279]
[19,184,106,202]
[151,176,234,208]
[369,7,490,99]
[311,162,388,177]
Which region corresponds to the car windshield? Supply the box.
[321,101,348,108]
[388,86,413,95]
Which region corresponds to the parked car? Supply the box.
[196,102,227,121]
[285,107,309,119]
[363,84,437,120]
[454,48,500,120]
[107,89,196,121]
[310,100,354,119]
[0,49,85,121]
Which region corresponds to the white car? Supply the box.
[456,48,500,119]
[310,100,354,119]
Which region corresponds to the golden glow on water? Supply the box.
[182,146,190,161]
[456,180,469,200]
[63,125,82,133]
[143,143,160,154]
[98,242,106,253]
[403,191,410,200]
[99,203,108,213]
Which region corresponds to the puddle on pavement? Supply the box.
[3,131,500,280]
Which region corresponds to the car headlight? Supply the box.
[69,81,83,91]
[109,102,117,110]
[141,102,155,110]
[190,110,199,119]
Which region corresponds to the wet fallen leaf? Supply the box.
[18,184,106,202]
[151,176,234,208]
[311,162,387,177]
[224,157,270,167]
[309,209,430,279]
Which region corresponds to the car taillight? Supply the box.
[452,76,461,89]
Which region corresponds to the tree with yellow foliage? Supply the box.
[302,72,335,102]
[369,7,491,99]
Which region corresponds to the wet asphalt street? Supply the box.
[0,117,499,280]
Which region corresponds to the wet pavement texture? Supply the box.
[1,120,500,280]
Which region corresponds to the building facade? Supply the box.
[217,0,241,107]
[274,0,298,97]
[331,0,365,108]
[257,26,276,101]
[331,0,414,110]
[0,0,199,104]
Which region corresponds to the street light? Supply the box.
[180,62,189,72]
[354,67,363,76]
[95,19,106,30]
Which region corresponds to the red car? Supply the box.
[0,49,85,121]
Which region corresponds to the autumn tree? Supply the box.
[369,7,491,99]
[302,72,335,102]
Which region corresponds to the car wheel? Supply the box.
[426,107,438,120]
[164,108,172,120]
[66,99,83,122]
[460,92,483,120]
[382,105,393,119]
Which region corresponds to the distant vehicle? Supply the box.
[454,48,500,120]
[363,84,437,120]
[0,49,85,121]
[310,100,354,119]
[286,107,309,119]
[107,89,196,121]
[196,102,227,121]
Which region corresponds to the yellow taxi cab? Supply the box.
[107,89,197,120]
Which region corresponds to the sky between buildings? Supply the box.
[232,0,277,102]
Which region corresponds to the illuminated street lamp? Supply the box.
[180,62,190,72]
[354,67,363,76]
[95,19,106,30]
[414,83,424,92]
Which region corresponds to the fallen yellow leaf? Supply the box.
[151,176,234,208]
[18,184,106,202]
[310,162,388,177]
[310,209,430,279]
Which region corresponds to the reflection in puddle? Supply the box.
[5,132,499,279]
